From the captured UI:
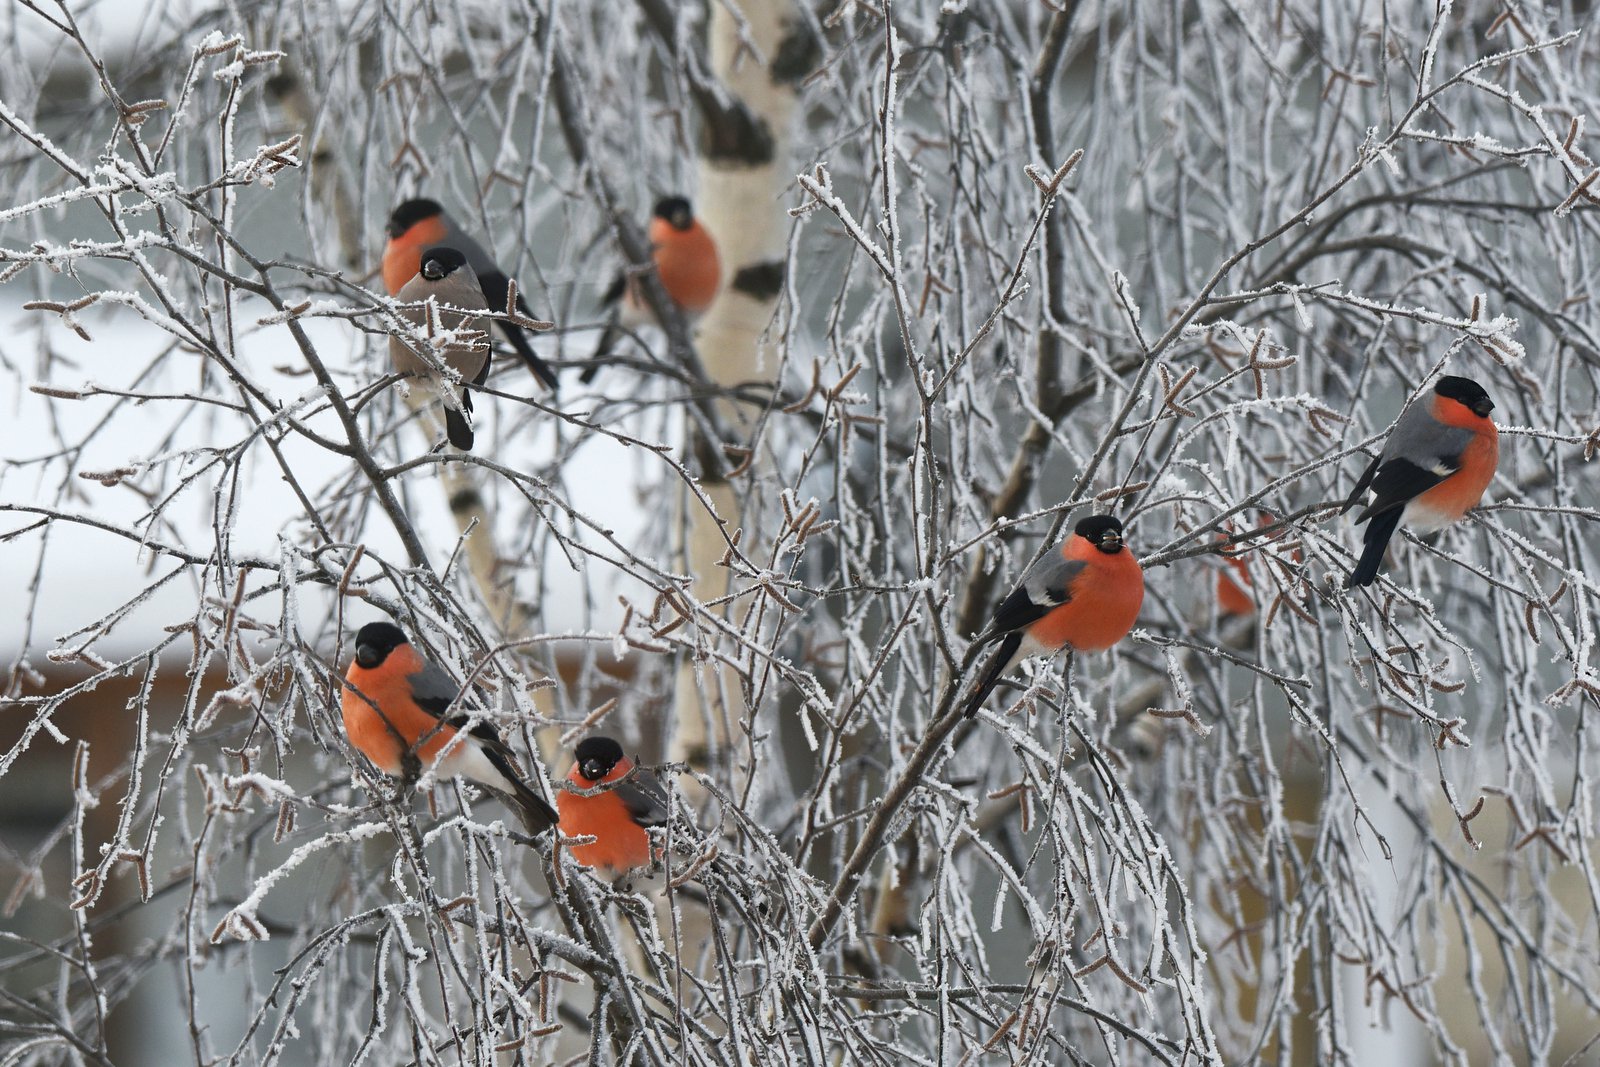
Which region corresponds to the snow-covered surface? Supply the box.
[0,294,650,656]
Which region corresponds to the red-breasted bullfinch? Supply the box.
[1216,548,1256,617]
[585,197,721,382]
[1343,375,1498,589]
[390,246,492,451]
[384,198,559,391]
[1215,512,1297,616]
[963,514,1145,718]
[556,736,669,875]
[341,621,557,836]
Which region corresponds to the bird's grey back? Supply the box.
[1382,396,1473,467]
[438,213,507,289]
[390,265,491,379]
[409,655,460,710]
[1023,551,1086,604]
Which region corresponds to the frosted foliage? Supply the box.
[2,2,1599,1065]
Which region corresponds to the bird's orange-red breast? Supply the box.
[586,198,721,382]
[343,638,453,774]
[963,514,1144,717]
[383,207,450,296]
[556,736,668,875]
[646,198,720,314]
[1025,534,1144,651]
[1216,552,1256,616]
[1408,391,1499,523]
[340,621,557,835]
[1344,375,1498,588]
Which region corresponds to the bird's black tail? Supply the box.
[1346,507,1403,588]
[482,747,558,836]
[506,780,559,837]
[962,632,1022,719]
[498,321,560,392]
[581,319,621,384]
[583,273,628,384]
[444,391,474,451]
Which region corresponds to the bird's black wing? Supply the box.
[474,268,512,319]
[406,651,556,833]
[408,659,507,753]
[982,555,1086,638]
[474,268,559,391]
[615,765,670,827]
[1355,456,1457,523]
[1351,403,1474,522]
[1340,452,1381,514]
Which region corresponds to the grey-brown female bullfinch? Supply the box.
[341,622,557,835]
[555,736,669,875]
[963,514,1146,718]
[1343,375,1499,588]
[389,246,491,451]
[584,196,721,382]
[384,198,559,391]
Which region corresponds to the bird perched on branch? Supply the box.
[963,514,1145,718]
[1215,547,1257,617]
[586,196,721,382]
[384,198,559,392]
[340,621,557,836]
[1343,375,1498,589]
[1215,511,1298,616]
[556,736,669,875]
[389,246,494,451]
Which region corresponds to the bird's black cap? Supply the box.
[575,736,625,782]
[1074,514,1126,554]
[653,196,694,231]
[387,198,444,239]
[420,245,468,280]
[353,621,409,669]
[1434,375,1494,418]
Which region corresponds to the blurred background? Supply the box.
[4,0,1600,1063]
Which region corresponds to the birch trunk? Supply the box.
[671,0,800,792]
[658,0,803,994]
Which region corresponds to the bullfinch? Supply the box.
[963,514,1145,718]
[1216,549,1256,617]
[389,246,492,451]
[555,736,669,875]
[384,198,559,391]
[585,196,721,382]
[1215,512,1297,616]
[1343,375,1498,589]
[340,621,557,836]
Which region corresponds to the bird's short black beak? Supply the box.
[355,644,381,669]
[1099,533,1123,553]
[580,760,607,782]
[1472,398,1494,417]
[386,221,404,239]
[421,261,445,280]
